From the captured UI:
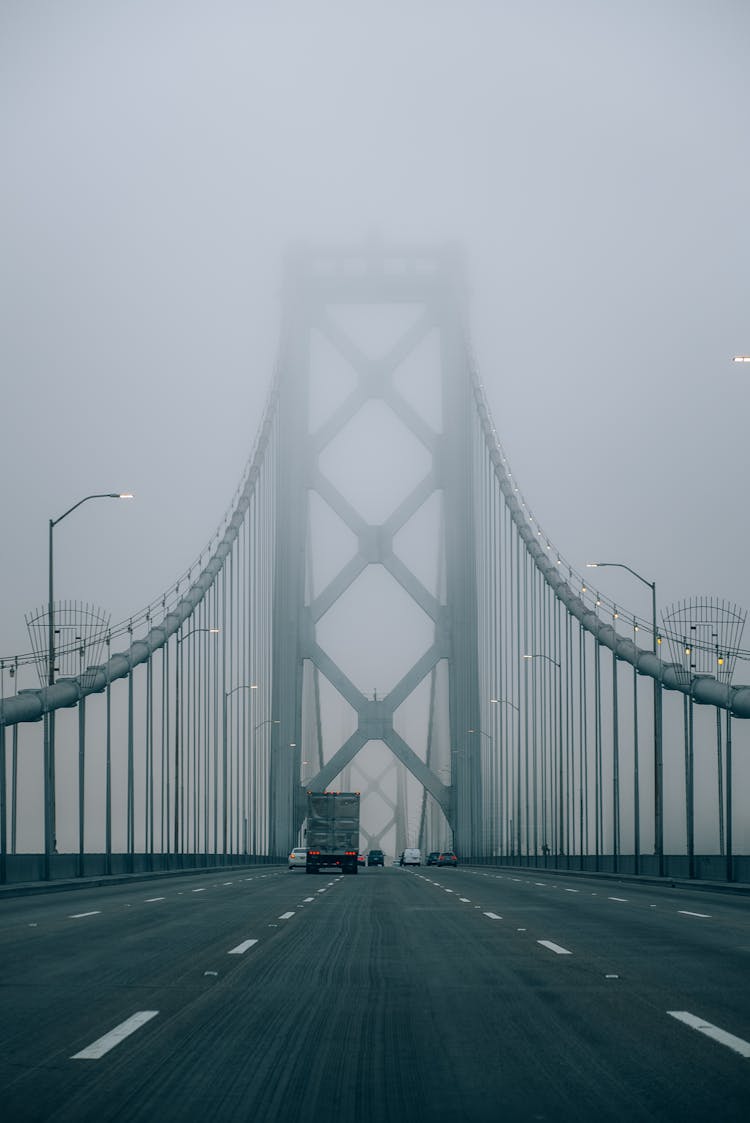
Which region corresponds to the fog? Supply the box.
[2,1,748,682]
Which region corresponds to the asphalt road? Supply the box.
[0,864,748,1121]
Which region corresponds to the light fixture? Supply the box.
[733,355,750,362]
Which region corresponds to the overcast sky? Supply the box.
[2,0,748,682]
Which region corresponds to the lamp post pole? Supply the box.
[490,698,519,858]
[523,655,562,859]
[222,684,257,858]
[587,561,661,876]
[467,727,493,860]
[174,626,219,856]
[252,718,280,856]
[45,492,132,877]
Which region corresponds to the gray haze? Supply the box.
[2,0,749,687]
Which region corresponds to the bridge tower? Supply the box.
[269,240,482,858]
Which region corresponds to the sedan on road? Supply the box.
[437,851,458,867]
[288,847,307,869]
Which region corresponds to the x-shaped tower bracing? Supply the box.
[270,242,482,857]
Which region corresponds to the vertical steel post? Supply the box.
[612,647,620,870]
[0,722,6,884]
[716,708,725,856]
[105,638,112,873]
[687,696,695,878]
[633,660,640,875]
[127,666,134,869]
[77,697,86,877]
[174,638,180,855]
[725,711,733,882]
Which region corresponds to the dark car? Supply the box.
[426,851,440,866]
[367,849,384,867]
[437,851,458,867]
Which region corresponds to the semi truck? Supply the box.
[305,791,360,875]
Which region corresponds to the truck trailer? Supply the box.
[305,791,360,875]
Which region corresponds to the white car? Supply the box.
[288,847,307,870]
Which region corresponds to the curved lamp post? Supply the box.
[490,698,519,856]
[222,683,257,855]
[523,653,562,858]
[174,626,219,853]
[44,491,132,878]
[587,560,662,875]
[251,718,280,855]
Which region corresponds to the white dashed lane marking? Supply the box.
[279,911,295,920]
[71,1011,159,1060]
[538,940,572,955]
[484,912,502,920]
[145,897,165,903]
[678,910,711,919]
[459,898,471,903]
[192,888,206,894]
[68,912,100,919]
[228,939,259,955]
[668,1011,750,1058]
[608,897,628,903]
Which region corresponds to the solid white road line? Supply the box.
[484,912,502,920]
[678,910,711,918]
[279,911,295,920]
[668,1011,750,1058]
[145,897,165,903]
[538,940,572,955]
[71,1011,159,1060]
[228,939,259,955]
[68,911,101,919]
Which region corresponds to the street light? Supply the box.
[222,683,256,856]
[174,625,219,854]
[44,491,132,878]
[523,654,562,858]
[587,560,662,874]
[489,698,519,857]
[48,492,133,687]
[250,718,280,855]
[732,355,750,362]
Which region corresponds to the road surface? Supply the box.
[0,865,748,1120]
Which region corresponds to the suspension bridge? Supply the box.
[1,241,748,886]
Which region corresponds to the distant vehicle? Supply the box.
[357,853,366,867]
[305,791,361,875]
[437,851,458,867]
[426,851,439,866]
[399,848,421,866]
[289,847,307,870]
[367,849,384,867]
